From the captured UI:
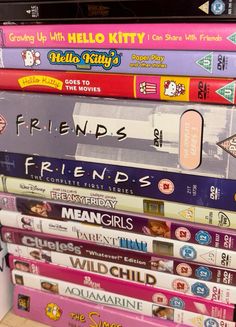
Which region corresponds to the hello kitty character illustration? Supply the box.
[164,80,185,97]
[22,49,41,67]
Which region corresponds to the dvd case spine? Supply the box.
[13,285,182,327]
[0,0,236,23]
[7,241,236,287]
[1,49,236,79]
[11,269,236,326]
[10,254,236,321]
[0,69,235,104]
[0,92,235,180]
[1,23,236,50]
[1,192,236,250]
[4,228,236,303]
[1,150,236,211]
[13,285,183,327]
[0,93,235,179]
[3,211,236,269]
[1,175,236,228]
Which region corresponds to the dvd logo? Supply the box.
[223,235,231,249]
[209,186,219,200]
[222,271,231,284]
[211,286,220,301]
[198,81,208,100]
[217,54,227,70]
[153,129,163,147]
[221,253,230,266]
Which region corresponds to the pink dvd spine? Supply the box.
[9,254,235,321]
[5,227,236,306]
[1,23,236,50]
[11,270,236,327]
[14,285,183,327]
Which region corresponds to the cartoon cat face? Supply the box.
[164,81,177,96]
[22,50,41,67]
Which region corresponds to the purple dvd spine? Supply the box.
[2,150,236,211]
[0,48,236,77]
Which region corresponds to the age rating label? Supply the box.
[158,179,174,195]
[180,245,197,260]
[175,227,191,241]
[172,279,189,293]
[152,293,168,305]
[176,263,193,277]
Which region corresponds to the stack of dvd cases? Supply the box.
[0,2,235,327]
